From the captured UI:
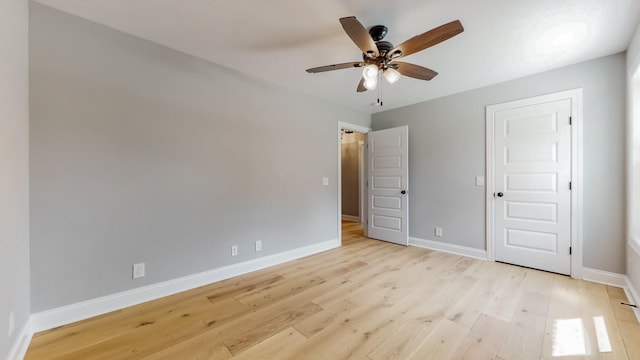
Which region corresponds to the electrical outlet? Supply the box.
[322,177,329,186]
[255,240,262,252]
[231,245,238,256]
[133,263,145,279]
[8,310,14,337]
[435,227,443,237]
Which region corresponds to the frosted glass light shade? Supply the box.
[384,68,401,84]
[363,77,377,90]
[362,64,379,81]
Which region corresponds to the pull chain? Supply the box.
[377,71,383,107]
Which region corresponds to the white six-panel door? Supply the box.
[367,126,409,246]
[491,97,572,274]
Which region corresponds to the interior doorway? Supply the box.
[340,129,365,223]
[337,122,371,244]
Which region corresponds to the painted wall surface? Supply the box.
[29,4,370,312]
[373,54,626,274]
[341,132,363,217]
[627,23,640,296]
[0,0,30,357]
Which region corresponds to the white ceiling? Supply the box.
[33,0,640,114]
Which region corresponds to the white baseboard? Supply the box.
[581,267,627,288]
[341,215,360,222]
[31,238,340,333]
[7,317,33,360]
[625,276,640,324]
[409,237,487,260]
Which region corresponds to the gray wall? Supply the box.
[627,23,640,294]
[341,132,363,217]
[373,53,627,274]
[30,4,369,312]
[0,0,30,357]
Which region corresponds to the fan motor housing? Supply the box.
[375,41,394,54]
[369,25,388,41]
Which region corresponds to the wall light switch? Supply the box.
[322,177,329,186]
[475,176,484,186]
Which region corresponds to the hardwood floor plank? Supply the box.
[223,301,322,355]
[617,319,640,359]
[444,264,507,328]
[234,275,326,308]
[497,287,550,360]
[408,319,470,360]
[606,286,638,325]
[498,310,546,360]
[483,265,529,322]
[293,299,357,338]
[579,280,628,359]
[141,336,232,360]
[367,275,475,360]
[293,297,399,359]
[231,327,308,360]
[451,314,510,360]
[540,274,584,359]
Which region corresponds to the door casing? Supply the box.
[485,89,583,278]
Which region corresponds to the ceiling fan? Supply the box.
[306,17,464,92]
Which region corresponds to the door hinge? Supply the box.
[570,246,572,255]
[569,116,572,125]
[569,181,572,190]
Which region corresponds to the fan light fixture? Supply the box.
[363,77,377,90]
[383,68,401,84]
[362,64,379,90]
[362,64,378,80]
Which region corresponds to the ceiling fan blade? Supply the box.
[392,62,438,80]
[357,77,367,92]
[388,20,463,59]
[306,62,365,73]
[339,16,379,58]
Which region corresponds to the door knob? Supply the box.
[401,190,406,194]
[496,192,504,197]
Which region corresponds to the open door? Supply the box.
[367,126,409,245]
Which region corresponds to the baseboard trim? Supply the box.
[31,238,340,333]
[580,267,627,287]
[7,317,33,360]
[625,276,640,324]
[409,237,487,260]
[341,215,360,222]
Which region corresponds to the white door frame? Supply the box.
[359,141,366,224]
[338,121,371,245]
[485,89,583,278]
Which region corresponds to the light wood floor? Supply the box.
[26,221,640,359]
